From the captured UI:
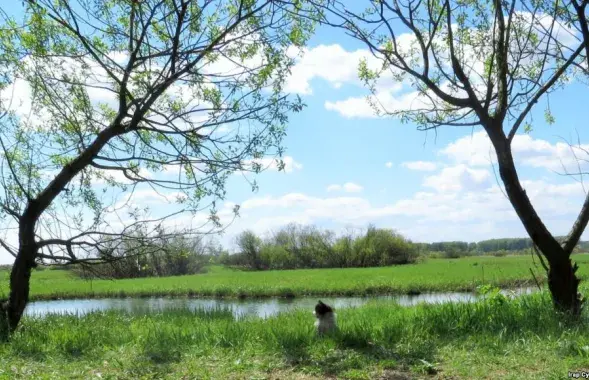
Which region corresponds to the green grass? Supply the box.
[1,290,588,379]
[3,254,589,300]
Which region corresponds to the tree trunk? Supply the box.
[5,214,39,333]
[488,126,583,317]
[4,253,35,331]
[548,256,583,316]
[2,125,127,335]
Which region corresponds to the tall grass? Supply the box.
[3,254,589,301]
[2,291,589,378]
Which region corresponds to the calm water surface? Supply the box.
[24,287,538,319]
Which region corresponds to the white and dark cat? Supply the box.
[314,300,337,336]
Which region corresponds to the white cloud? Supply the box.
[160,201,239,231]
[1,78,52,128]
[106,188,185,212]
[278,156,304,172]
[385,161,394,168]
[218,174,587,245]
[316,11,580,119]
[93,129,589,256]
[423,165,491,193]
[324,80,466,119]
[212,128,589,248]
[389,179,586,225]
[326,182,364,193]
[240,193,373,220]
[238,156,303,174]
[4,167,588,263]
[440,131,589,174]
[0,56,122,130]
[401,161,438,171]
[106,51,129,65]
[284,44,407,95]
[284,44,364,95]
[439,131,495,167]
[343,182,364,193]
[325,89,426,119]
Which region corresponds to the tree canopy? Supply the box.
[304,0,589,316]
[0,0,315,332]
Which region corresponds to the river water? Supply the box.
[24,287,538,319]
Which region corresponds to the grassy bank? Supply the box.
[1,291,588,379]
[2,255,589,301]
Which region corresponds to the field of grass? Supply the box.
[2,254,589,301]
[1,256,589,379]
[1,290,588,379]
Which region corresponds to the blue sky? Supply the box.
[1,5,589,264]
[200,23,589,251]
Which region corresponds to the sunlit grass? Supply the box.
[2,254,589,300]
[1,291,588,379]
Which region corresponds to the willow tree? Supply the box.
[0,0,313,333]
[311,0,588,315]
[559,1,589,79]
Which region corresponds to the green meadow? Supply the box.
[2,255,589,379]
[1,291,589,379]
[4,254,589,301]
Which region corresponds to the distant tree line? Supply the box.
[418,237,588,257]
[9,228,588,277]
[225,227,589,270]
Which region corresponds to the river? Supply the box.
[24,286,538,319]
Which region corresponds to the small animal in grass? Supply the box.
[314,300,337,336]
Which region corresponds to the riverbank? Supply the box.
[2,291,588,379]
[4,255,588,301]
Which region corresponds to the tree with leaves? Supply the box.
[235,230,263,269]
[308,0,589,316]
[0,0,314,334]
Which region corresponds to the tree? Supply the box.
[310,0,588,316]
[235,230,263,269]
[566,0,589,67]
[0,0,314,334]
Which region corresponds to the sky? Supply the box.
[1,3,589,264]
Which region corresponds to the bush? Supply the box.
[352,225,418,266]
[442,249,467,259]
[261,224,335,269]
[72,232,209,279]
[491,249,509,257]
[259,244,294,269]
[227,223,418,270]
[235,231,263,270]
[332,234,355,268]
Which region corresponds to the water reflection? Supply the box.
[25,287,537,319]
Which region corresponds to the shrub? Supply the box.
[332,234,355,268]
[227,223,418,270]
[259,244,294,269]
[72,232,208,279]
[352,225,418,266]
[264,224,335,269]
[235,231,263,270]
[491,249,509,257]
[442,249,465,259]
